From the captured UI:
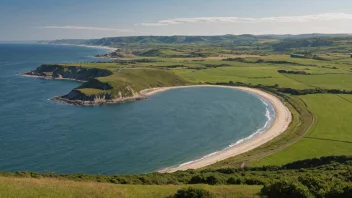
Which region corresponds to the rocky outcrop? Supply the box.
[53,89,147,106]
[24,64,112,81]
[62,89,112,101]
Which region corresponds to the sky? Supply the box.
[1,0,352,41]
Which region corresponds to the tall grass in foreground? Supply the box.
[0,177,260,198]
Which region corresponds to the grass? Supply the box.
[284,73,352,89]
[172,66,311,89]
[251,94,352,166]
[63,52,352,96]
[77,88,108,96]
[0,176,261,198]
[76,68,188,98]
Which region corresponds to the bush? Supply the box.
[206,176,221,185]
[227,177,243,184]
[174,187,214,198]
[326,183,352,198]
[298,174,329,197]
[261,180,312,198]
[189,175,205,184]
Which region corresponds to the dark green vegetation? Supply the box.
[1,156,351,198]
[12,34,352,197]
[173,187,215,198]
[25,64,113,81]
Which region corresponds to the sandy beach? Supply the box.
[141,85,292,173]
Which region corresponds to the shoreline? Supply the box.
[43,43,117,52]
[51,94,147,106]
[141,85,292,173]
[19,73,87,82]
[18,75,293,169]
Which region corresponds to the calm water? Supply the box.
[0,44,274,174]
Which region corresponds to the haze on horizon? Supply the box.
[1,0,352,41]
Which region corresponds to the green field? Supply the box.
[172,66,311,89]
[252,94,352,166]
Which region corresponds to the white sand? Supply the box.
[140,85,292,173]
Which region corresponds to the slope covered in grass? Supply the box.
[0,177,260,198]
[72,68,188,99]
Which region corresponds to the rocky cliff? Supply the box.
[24,64,112,81]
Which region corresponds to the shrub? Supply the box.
[298,174,329,197]
[174,187,214,198]
[243,177,266,185]
[206,176,220,185]
[189,175,205,184]
[326,183,352,198]
[261,180,312,198]
[227,177,243,184]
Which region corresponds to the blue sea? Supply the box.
[0,44,274,175]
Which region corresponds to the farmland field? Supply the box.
[251,94,352,166]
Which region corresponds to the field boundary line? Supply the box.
[336,94,352,104]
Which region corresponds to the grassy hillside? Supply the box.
[77,68,188,98]
[0,177,260,198]
[27,64,188,103]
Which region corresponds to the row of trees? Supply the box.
[276,87,352,95]
[222,57,306,65]
[277,70,310,75]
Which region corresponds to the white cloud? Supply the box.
[140,13,352,26]
[40,26,135,33]
[138,23,168,26]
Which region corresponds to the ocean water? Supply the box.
[0,44,274,175]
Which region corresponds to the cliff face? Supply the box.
[61,90,113,101]
[25,64,112,81]
[62,79,114,101]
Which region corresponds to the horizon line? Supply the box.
[1,32,352,42]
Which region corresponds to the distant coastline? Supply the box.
[42,43,117,52]
[20,73,87,82]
